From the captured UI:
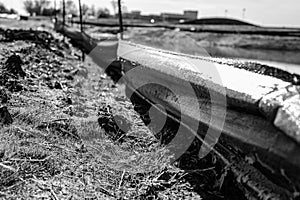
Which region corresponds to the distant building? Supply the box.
[146,14,162,22]
[123,10,163,23]
[123,10,198,23]
[161,13,184,21]
[123,10,142,19]
[131,10,141,17]
[161,10,198,22]
[184,10,198,20]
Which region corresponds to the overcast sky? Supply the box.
[2,0,300,27]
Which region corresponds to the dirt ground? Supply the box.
[0,19,250,200]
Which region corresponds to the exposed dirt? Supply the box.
[0,20,250,200]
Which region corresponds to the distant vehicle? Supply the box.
[20,15,29,20]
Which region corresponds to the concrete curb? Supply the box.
[119,41,300,144]
[55,24,300,197]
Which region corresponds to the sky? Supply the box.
[2,0,300,27]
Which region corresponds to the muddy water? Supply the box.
[204,46,300,75]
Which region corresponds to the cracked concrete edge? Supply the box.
[119,51,300,191]
[118,40,296,113]
[259,86,300,143]
[119,41,300,145]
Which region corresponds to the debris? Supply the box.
[4,55,26,77]
[98,105,127,141]
[54,81,63,90]
[0,106,13,125]
[0,163,16,172]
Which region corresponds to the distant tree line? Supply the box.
[0,2,18,14]
[23,0,111,18]
[23,0,55,16]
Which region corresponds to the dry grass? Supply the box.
[0,87,202,200]
[0,26,205,200]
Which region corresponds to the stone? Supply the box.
[54,81,63,90]
[4,55,26,77]
[274,94,300,143]
[259,85,300,121]
[0,106,13,125]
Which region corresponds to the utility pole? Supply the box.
[78,0,85,61]
[118,0,124,39]
[62,0,66,41]
[54,0,57,18]
[79,0,83,32]
[62,0,66,27]
[242,8,246,20]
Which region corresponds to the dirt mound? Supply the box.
[182,17,257,26]
[4,55,26,77]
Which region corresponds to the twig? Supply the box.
[10,156,51,163]
[184,167,215,173]
[59,127,80,140]
[51,145,77,153]
[118,170,126,190]
[0,163,17,172]
[49,186,59,200]
[218,166,230,190]
[176,167,216,181]
[41,118,70,124]
[95,179,116,198]
[13,126,37,137]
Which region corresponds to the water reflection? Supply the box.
[205,46,300,75]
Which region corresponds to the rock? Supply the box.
[54,81,63,90]
[4,55,26,77]
[97,105,129,141]
[259,85,300,144]
[259,85,300,121]
[75,67,88,78]
[274,94,300,143]
[64,74,74,81]
[259,85,300,122]
[64,97,72,105]
[0,106,13,125]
